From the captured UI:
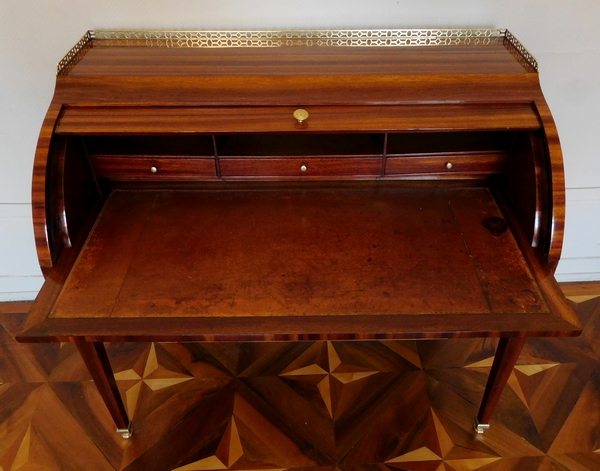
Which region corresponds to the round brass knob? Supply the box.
[445,162,453,169]
[293,109,309,124]
[300,164,307,172]
[150,166,158,173]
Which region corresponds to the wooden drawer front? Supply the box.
[92,156,217,180]
[219,157,382,179]
[385,152,507,176]
[57,104,541,134]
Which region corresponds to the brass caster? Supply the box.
[474,418,490,434]
[116,422,133,439]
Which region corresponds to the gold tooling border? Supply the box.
[57,29,537,76]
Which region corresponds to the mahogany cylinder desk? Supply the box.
[17,29,581,439]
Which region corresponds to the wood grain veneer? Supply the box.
[55,104,541,135]
[92,156,218,180]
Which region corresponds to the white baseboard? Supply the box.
[555,258,600,282]
[0,274,43,302]
[0,204,44,301]
[555,187,600,282]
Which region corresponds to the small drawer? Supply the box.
[92,156,217,180]
[385,152,508,176]
[219,157,383,179]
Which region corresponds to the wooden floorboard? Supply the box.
[1,287,599,470]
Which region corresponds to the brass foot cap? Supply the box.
[474,418,490,434]
[117,422,133,439]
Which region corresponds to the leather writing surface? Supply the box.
[51,188,547,321]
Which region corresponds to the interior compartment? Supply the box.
[83,131,515,160]
[84,135,215,157]
[216,133,384,157]
[51,128,549,263]
[386,131,515,155]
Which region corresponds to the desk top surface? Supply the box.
[58,29,536,78]
[15,186,578,341]
[67,44,530,77]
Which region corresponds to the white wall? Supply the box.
[1,0,599,300]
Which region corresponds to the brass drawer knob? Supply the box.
[150,166,158,173]
[445,162,453,169]
[300,164,307,172]
[293,109,309,124]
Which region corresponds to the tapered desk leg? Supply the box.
[474,336,526,434]
[75,339,133,438]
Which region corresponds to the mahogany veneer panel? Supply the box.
[49,188,547,324]
[55,104,541,135]
[92,156,218,180]
[385,151,508,176]
[68,45,531,77]
[219,157,382,179]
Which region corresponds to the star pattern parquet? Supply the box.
[1,291,599,471]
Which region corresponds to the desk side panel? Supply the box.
[534,96,566,268]
[32,102,62,271]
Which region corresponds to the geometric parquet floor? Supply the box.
[1,290,599,471]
